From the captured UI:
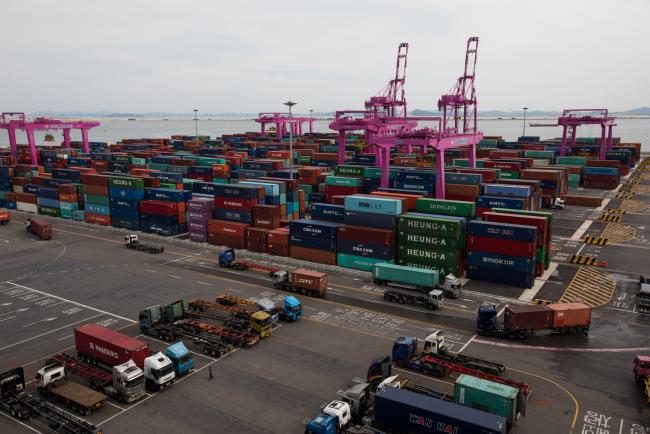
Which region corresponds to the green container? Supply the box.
[398,214,462,237]
[536,246,546,265]
[479,139,499,146]
[196,157,226,166]
[299,184,313,195]
[373,263,439,288]
[72,210,85,221]
[363,167,398,180]
[60,208,73,219]
[416,198,476,218]
[499,171,520,179]
[337,254,393,272]
[398,244,461,264]
[454,374,519,427]
[59,202,79,211]
[299,156,312,164]
[452,159,485,168]
[524,150,555,159]
[211,178,229,184]
[38,205,60,217]
[114,155,131,162]
[84,194,110,206]
[325,176,362,187]
[334,165,365,177]
[568,174,580,188]
[395,258,462,277]
[109,176,144,190]
[397,232,462,250]
[130,157,146,166]
[556,156,587,166]
[160,182,178,189]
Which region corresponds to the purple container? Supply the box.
[189,232,207,243]
[189,221,207,233]
[188,198,214,212]
[188,210,213,223]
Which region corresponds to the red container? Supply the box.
[446,184,480,197]
[586,160,620,168]
[290,245,337,265]
[74,324,150,369]
[81,174,110,186]
[338,225,395,246]
[58,184,78,195]
[268,244,289,256]
[268,228,289,246]
[215,197,258,211]
[253,216,280,229]
[246,227,269,243]
[503,305,552,331]
[253,205,281,219]
[483,212,548,248]
[207,220,249,238]
[84,213,111,226]
[16,192,37,204]
[548,303,592,328]
[84,185,109,196]
[140,200,177,216]
[207,233,246,249]
[468,235,536,258]
[246,239,267,253]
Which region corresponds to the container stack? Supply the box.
[289,219,338,265]
[36,186,61,218]
[267,228,290,256]
[83,174,111,226]
[207,220,248,249]
[58,184,80,219]
[140,188,188,235]
[583,164,619,189]
[477,184,533,217]
[394,169,435,193]
[466,220,537,288]
[246,227,269,253]
[0,165,12,208]
[187,197,214,243]
[107,176,144,229]
[337,224,396,271]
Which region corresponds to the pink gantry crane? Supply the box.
[0,113,100,164]
[255,112,315,139]
[370,37,483,198]
[329,43,417,164]
[557,109,615,160]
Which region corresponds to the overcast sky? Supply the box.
[2,0,648,114]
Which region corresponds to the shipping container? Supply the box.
[291,269,327,296]
[74,324,150,369]
[468,220,538,243]
[398,213,463,237]
[547,303,591,328]
[374,386,506,434]
[468,236,535,258]
[455,375,520,428]
[415,198,476,218]
[289,219,338,239]
[290,245,337,265]
[503,305,553,331]
[466,265,534,289]
[467,251,535,273]
[344,195,403,215]
[373,263,439,289]
[343,210,397,230]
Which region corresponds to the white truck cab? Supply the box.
[443,274,462,298]
[36,364,65,388]
[428,289,445,308]
[422,330,446,355]
[322,400,351,429]
[143,352,175,390]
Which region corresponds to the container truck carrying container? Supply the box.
[0,367,101,434]
[373,262,462,299]
[35,362,107,416]
[477,302,591,339]
[0,210,10,225]
[25,216,52,240]
[454,374,522,430]
[272,269,328,298]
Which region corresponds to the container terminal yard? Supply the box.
[1,37,650,434]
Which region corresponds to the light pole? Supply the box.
[193,109,198,136]
[522,107,528,137]
[309,109,314,119]
[284,101,296,178]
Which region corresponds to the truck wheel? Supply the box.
[398,296,406,304]
[422,364,433,375]
[517,331,526,340]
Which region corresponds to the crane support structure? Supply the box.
[557,109,616,160]
[255,112,315,138]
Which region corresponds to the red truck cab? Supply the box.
[0,210,10,225]
[634,355,650,382]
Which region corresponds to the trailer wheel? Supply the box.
[398,296,406,304]
[422,364,433,375]
[10,407,16,417]
[517,331,526,340]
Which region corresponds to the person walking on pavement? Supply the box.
[209,365,213,380]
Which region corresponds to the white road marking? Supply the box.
[146,269,157,273]
[0,411,42,434]
[227,288,242,293]
[0,307,29,317]
[168,274,182,279]
[0,315,16,322]
[105,401,126,411]
[5,282,136,323]
[303,306,318,311]
[0,314,103,352]
[23,317,57,328]
[57,334,74,341]
[162,255,193,265]
[457,335,476,353]
[197,281,211,286]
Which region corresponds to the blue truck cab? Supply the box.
[218,249,235,267]
[304,414,338,434]
[165,342,193,376]
[392,336,417,362]
[477,304,500,335]
[280,295,303,321]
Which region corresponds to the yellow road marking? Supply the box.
[559,267,615,307]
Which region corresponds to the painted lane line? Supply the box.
[168,274,182,279]
[197,281,211,286]
[6,282,136,323]
[0,315,16,322]
[105,401,126,411]
[302,306,318,311]
[570,219,594,241]
[0,314,103,352]
[161,255,193,265]
[0,307,29,317]
[146,269,157,273]
[227,288,242,293]
[22,317,57,328]
[457,335,476,353]
[0,411,42,434]
[473,339,650,353]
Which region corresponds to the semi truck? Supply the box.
[188,298,272,338]
[477,302,591,339]
[218,248,279,274]
[35,362,107,416]
[75,323,175,392]
[0,367,101,434]
[637,275,650,314]
[25,216,52,240]
[279,295,303,321]
[139,300,252,349]
[382,286,444,310]
[633,355,650,401]
[272,269,328,298]
[124,234,164,253]
[0,210,10,225]
[372,262,462,299]
[49,353,145,403]
[166,342,194,376]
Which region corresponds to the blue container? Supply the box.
[289,234,336,251]
[353,154,376,164]
[214,208,252,224]
[467,265,534,289]
[109,187,145,201]
[310,203,345,221]
[37,187,59,200]
[483,184,531,198]
[289,219,338,239]
[240,181,280,197]
[152,172,184,183]
[344,210,397,230]
[141,221,179,236]
[86,203,111,216]
[146,188,186,202]
[584,166,619,176]
[467,251,535,273]
[468,221,537,242]
[140,213,178,225]
[344,195,402,215]
[236,169,266,179]
[476,195,526,210]
[308,193,326,204]
[51,168,82,182]
[538,180,558,189]
[167,165,189,175]
[112,217,140,230]
[67,157,91,167]
[338,240,394,260]
[396,170,436,184]
[445,172,483,185]
[5,201,17,209]
[37,197,60,208]
[188,166,213,176]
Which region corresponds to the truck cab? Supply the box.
[143,352,175,391]
[634,355,650,382]
[304,414,339,434]
[280,295,303,321]
[390,332,445,364]
[125,234,138,245]
[112,360,145,402]
[322,400,351,429]
[443,274,462,298]
[218,248,236,267]
[428,289,445,308]
[256,298,279,324]
[139,305,163,334]
[249,311,272,338]
[35,363,65,390]
[166,342,193,376]
[477,305,500,335]
[637,277,650,313]
[272,270,289,288]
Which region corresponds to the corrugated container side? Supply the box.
[504,305,553,330]
[547,303,592,328]
[454,374,518,426]
[74,324,150,369]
